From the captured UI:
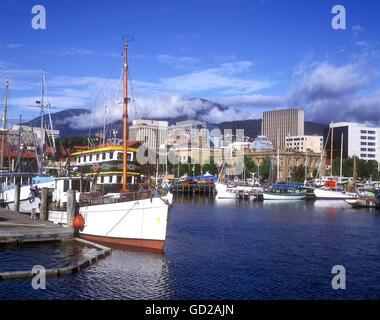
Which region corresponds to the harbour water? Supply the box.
[0,195,379,300]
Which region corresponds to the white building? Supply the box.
[167,120,207,146]
[128,119,168,150]
[285,135,323,154]
[325,122,380,162]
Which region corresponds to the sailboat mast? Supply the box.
[1,79,8,169]
[330,121,334,177]
[340,133,343,180]
[40,69,45,176]
[122,42,128,191]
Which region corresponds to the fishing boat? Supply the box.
[262,184,306,200]
[345,197,377,208]
[50,39,172,251]
[215,181,255,199]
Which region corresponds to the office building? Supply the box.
[262,109,304,148]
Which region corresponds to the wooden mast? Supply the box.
[1,79,8,169]
[122,42,128,191]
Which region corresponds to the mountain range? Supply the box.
[24,99,329,140]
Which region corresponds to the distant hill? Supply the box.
[24,100,329,139]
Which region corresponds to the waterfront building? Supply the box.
[167,120,207,146]
[262,109,304,148]
[128,119,168,151]
[247,148,326,182]
[7,125,60,144]
[323,122,380,163]
[285,135,323,153]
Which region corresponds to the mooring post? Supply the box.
[67,189,76,229]
[14,178,21,213]
[40,187,49,221]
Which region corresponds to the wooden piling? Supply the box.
[39,187,49,221]
[14,178,21,213]
[66,189,76,229]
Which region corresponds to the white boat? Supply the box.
[49,40,172,252]
[215,182,255,200]
[313,187,358,200]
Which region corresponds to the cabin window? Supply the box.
[81,156,85,163]
[102,153,106,160]
[117,176,122,184]
[127,152,132,161]
[87,155,91,162]
[72,180,81,191]
[109,152,113,160]
[77,157,80,163]
[100,176,104,183]
[117,152,123,160]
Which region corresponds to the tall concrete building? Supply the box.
[128,119,168,150]
[262,109,304,148]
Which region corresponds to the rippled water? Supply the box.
[0,195,379,299]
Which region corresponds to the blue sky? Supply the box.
[1,0,380,128]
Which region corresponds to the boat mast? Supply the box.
[122,42,128,191]
[353,154,357,192]
[1,79,8,169]
[340,133,343,180]
[330,121,334,177]
[40,69,45,176]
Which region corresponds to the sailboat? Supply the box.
[0,72,56,213]
[312,121,358,200]
[50,40,173,251]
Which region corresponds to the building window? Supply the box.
[361,130,367,134]
[361,142,367,146]
[360,154,367,158]
[361,148,367,151]
[368,148,376,152]
[368,154,376,158]
[368,136,376,140]
[368,142,376,146]
[361,136,367,140]
[368,130,376,134]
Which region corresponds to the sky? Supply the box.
[1,0,380,129]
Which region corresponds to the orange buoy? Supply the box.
[73,215,85,229]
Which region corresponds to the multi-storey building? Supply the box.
[262,109,304,148]
[323,122,380,162]
[128,119,168,150]
[285,135,323,154]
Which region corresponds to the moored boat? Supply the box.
[263,184,306,200]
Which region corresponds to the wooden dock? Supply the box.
[0,208,73,245]
[172,183,215,195]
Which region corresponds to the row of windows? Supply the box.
[360,130,376,134]
[361,142,376,146]
[77,152,132,163]
[361,154,376,158]
[361,148,376,152]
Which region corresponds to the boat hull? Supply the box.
[80,193,171,251]
[79,234,164,251]
[263,193,305,200]
[313,188,358,199]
